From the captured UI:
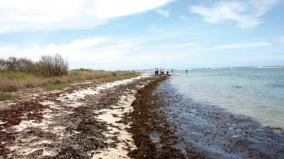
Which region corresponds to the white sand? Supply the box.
[92,94,137,159]
[92,79,151,159]
[0,120,7,125]
[6,76,149,158]
[12,120,52,132]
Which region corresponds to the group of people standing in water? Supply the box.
[154,68,189,76]
[154,68,169,76]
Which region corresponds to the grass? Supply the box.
[96,72,140,83]
[0,56,140,101]
[0,71,36,79]
[44,71,140,90]
[0,92,18,101]
[0,70,140,101]
[45,83,71,91]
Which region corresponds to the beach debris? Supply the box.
[0,76,153,158]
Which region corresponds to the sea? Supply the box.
[170,67,284,129]
[149,67,284,158]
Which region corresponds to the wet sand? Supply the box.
[154,79,284,159]
[127,76,204,159]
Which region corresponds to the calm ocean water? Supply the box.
[170,67,284,129]
[151,67,284,158]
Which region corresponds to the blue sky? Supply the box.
[0,0,284,70]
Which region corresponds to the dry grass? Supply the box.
[0,56,140,101]
[0,70,140,92]
[67,69,112,81]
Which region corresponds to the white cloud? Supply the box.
[156,9,171,18]
[274,36,284,44]
[191,0,279,28]
[0,0,172,33]
[0,34,200,69]
[176,42,196,48]
[201,42,271,51]
[94,0,173,19]
[0,37,142,68]
[178,15,190,21]
[148,24,164,32]
[0,37,275,69]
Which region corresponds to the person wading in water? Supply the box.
[154,68,159,75]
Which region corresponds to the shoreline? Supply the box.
[1,73,283,158]
[153,77,284,159]
[0,75,157,158]
[127,76,204,159]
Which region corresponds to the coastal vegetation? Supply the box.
[0,92,18,101]
[0,55,139,101]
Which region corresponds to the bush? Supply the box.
[6,57,17,71]
[0,59,6,70]
[0,55,140,93]
[17,58,37,72]
[37,54,69,76]
[0,57,36,72]
[0,54,68,77]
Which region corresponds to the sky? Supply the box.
[0,0,284,70]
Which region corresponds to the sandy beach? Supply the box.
[1,73,284,159]
[1,0,284,158]
[0,75,161,158]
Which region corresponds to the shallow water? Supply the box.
[170,67,284,129]
[151,68,284,158]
